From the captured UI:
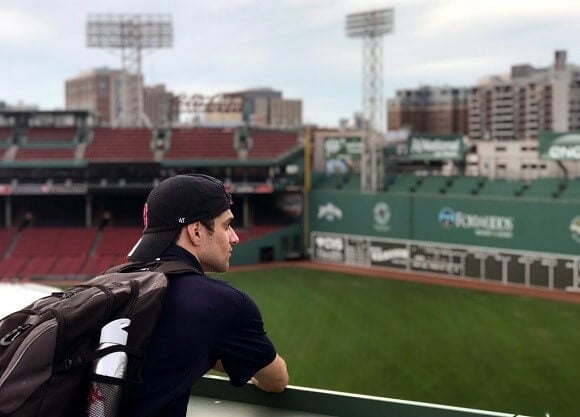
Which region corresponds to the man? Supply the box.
[127,173,288,417]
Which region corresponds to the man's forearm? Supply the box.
[252,354,288,393]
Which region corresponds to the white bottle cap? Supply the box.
[99,318,131,345]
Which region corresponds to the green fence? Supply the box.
[231,223,303,266]
[189,375,533,417]
[309,190,412,239]
[309,190,580,291]
[309,190,580,255]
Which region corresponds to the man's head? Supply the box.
[128,174,238,270]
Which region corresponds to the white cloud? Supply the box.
[404,56,496,77]
[424,0,580,35]
[0,0,579,126]
[0,8,50,44]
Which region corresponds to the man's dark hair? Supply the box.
[174,219,216,244]
[200,219,215,233]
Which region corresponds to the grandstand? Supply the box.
[85,128,156,162]
[0,109,305,281]
[165,127,238,160]
[2,108,580,292]
[444,176,483,196]
[25,126,77,143]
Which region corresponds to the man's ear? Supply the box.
[186,222,202,242]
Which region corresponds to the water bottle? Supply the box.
[87,318,131,417]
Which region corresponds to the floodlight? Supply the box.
[86,13,173,127]
[345,8,394,192]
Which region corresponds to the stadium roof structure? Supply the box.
[0,109,98,122]
[188,375,532,417]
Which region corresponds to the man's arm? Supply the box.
[251,353,288,393]
[213,355,289,392]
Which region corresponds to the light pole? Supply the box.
[87,14,173,127]
[346,8,394,191]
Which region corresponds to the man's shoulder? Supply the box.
[169,272,244,297]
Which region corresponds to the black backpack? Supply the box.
[0,260,196,417]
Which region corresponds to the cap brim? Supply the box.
[127,229,179,261]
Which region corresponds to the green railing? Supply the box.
[189,375,533,417]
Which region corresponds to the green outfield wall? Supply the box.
[310,190,580,255]
[309,189,580,291]
[310,190,412,238]
[230,223,303,266]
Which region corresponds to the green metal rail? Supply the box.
[189,375,532,417]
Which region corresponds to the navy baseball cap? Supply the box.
[127,174,233,261]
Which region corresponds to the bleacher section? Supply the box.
[84,128,154,162]
[0,127,12,142]
[385,174,419,193]
[445,176,483,196]
[80,226,141,275]
[383,175,580,201]
[474,179,523,197]
[558,179,580,200]
[311,173,360,190]
[412,176,450,194]
[25,127,77,143]
[0,126,301,165]
[0,227,98,280]
[165,127,238,160]
[247,130,299,159]
[0,223,289,281]
[519,178,563,199]
[0,229,15,256]
[14,147,76,161]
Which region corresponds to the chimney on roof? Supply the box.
[554,50,567,70]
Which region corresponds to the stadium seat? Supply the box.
[521,178,562,199]
[247,130,299,159]
[477,179,523,197]
[85,128,155,161]
[25,127,77,143]
[445,176,483,196]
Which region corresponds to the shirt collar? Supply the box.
[159,244,204,274]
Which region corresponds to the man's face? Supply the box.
[198,209,239,273]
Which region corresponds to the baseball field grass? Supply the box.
[222,266,580,417]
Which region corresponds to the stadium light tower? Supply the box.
[86,13,173,127]
[346,8,394,192]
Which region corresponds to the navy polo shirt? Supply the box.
[130,245,277,417]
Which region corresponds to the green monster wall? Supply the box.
[309,190,580,256]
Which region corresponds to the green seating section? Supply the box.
[413,176,450,194]
[557,179,580,200]
[445,176,483,196]
[520,178,562,199]
[476,179,523,197]
[385,174,418,193]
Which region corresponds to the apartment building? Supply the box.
[65,68,176,127]
[468,50,579,141]
[387,85,469,135]
[205,88,303,129]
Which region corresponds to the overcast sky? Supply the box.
[1,0,579,127]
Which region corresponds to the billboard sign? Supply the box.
[407,134,466,160]
[323,136,362,160]
[539,131,580,160]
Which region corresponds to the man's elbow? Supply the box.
[254,355,289,392]
[264,373,289,393]
[256,376,288,393]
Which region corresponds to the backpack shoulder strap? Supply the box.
[151,260,201,276]
[103,260,200,276]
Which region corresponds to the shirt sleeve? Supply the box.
[215,292,277,386]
